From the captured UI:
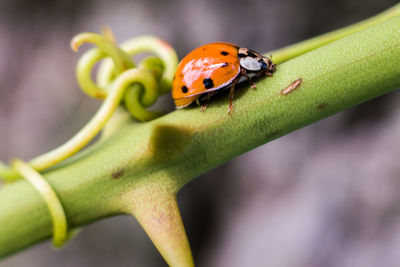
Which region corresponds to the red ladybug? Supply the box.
[172,42,276,113]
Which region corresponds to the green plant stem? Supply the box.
[0,15,399,259]
[0,4,397,181]
[268,3,400,63]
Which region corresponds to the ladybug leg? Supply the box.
[228,79,238,114]
[241,69,256,89]
[265,71,273,77]
[200,93,211,112]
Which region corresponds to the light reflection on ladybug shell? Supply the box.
[172,43,241,108]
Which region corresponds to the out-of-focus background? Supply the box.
[1,0,400,266]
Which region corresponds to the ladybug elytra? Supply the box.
[172,42,276,113]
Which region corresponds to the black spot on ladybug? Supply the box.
[238,53,246,58]
[220,51,229,56]
[221,62,229,67]
[203,78,214,89]
[247,51,258,58]
[181,85,188,93]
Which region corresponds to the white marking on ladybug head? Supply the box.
[239,57,261,71]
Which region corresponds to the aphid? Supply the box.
[172,42,276,113]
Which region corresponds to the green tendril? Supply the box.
[28,68,158,172]
[96,56,117,88]
[78,34,178,120]
[0,32,178,181]
[11,159,68,248]
[71,32,135,73]
[75,33,178,118]
[73,33,136,99]
[75,48,110,99]
[124,57,165,121]
[99,35,178,94]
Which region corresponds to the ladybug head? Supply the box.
[261,56,276,74]
[238,47,276,74]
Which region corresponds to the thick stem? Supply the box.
[0,13,399,261]
[268,3,400,63]
[1,4,398,181]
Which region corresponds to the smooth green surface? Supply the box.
[0,13,399,263]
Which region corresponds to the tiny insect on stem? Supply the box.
[281,78,303,95]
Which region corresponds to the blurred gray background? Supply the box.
[1,0,400,266]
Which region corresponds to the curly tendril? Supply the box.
[0,32,178,182]
[124,56,166,121]
[73,33,178,118]
[11,159,69,248]
[72,32,136,99]
[75,49,111,99]
[71,32,135,74]
[98,35,178,94]
[28,68,159,173]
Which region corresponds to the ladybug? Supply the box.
[172,42,276,113]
